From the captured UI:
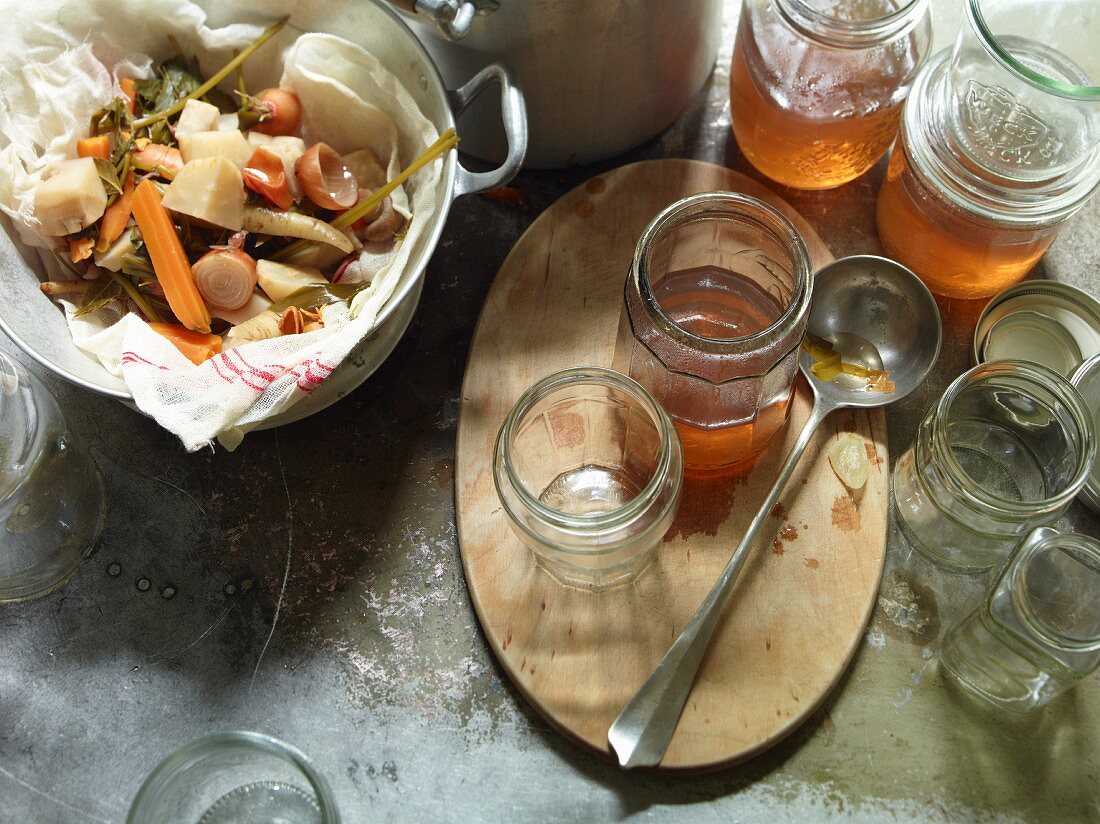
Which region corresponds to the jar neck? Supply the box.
[900,49,1100,226]
[920,361,1096,520]
[631,192,812,360]
[774,0,929,49]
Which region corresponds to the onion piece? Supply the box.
[192,248,258,311]
[296,143,358,210]
[361,197,404,243]
[252,88,302,137]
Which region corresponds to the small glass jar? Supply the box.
[730,0,932,190]
[876,0,1100,298]
[939,528,1100,713]
[494,367,683,590]
[615,192,812,470]
[128,731,340,824]
[893,360,1095,571]
[1,353,105,602]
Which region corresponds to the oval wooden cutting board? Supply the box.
[455,159,887,771]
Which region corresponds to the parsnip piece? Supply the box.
[162,157,245,230]
[246,131,273,150]
[211,292,272,326]
[242,207,353,253]
[223,310,282,347]
[93,231,134,271]
[178,130,252,169]
[256,259,328,303]
[174,99,220,137]
[215,113,240,132]
[33,158,108,236]
[828,433,869,491]
[263,136,307,199]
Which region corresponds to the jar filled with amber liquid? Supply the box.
[730,0,931,190]
[877,0,1100,298]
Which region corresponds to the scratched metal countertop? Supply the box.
[2,3,1098,821]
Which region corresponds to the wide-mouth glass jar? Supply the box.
[876,0,1100,298]
[893,360,1096,571]
[730,0,932,190]
[615,192,812,471]
[127,731,340,823]
[939,527,1100,713]
[494,367,683,590]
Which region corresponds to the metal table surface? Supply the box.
[2,3,1098,821]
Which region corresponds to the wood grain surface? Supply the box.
[455,159,888,770]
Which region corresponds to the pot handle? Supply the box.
[448,63,528,199]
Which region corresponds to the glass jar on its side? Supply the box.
[893,360,1095,571]
[730,0,931,190]
[616,192,812,471]
[939,528,1100,713]
[494,367,683,590]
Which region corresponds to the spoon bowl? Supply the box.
[803,255,941,408]
[608,255,943,769]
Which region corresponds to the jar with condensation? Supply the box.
[893,360,1095,572]
[939,527,1100,713]
[876,0,1100,298]
[730,0,932,190]
[615,192,812,471]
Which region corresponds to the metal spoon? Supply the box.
[608,255,942,769]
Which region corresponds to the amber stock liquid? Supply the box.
[653,267,791,470]
[876,149,1057,298]
[729,1,921,190]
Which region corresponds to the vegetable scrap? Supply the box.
[32,17,458,365]
[802,333,895,392]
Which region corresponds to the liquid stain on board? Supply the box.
[666,463,754,541]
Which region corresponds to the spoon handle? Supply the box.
[607,400,832,769]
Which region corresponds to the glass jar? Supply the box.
[1,353,105,602]
[128,731,340,824]
[876,0,1100,298]
[893,360,1095,571]
[730,0,932,190]
[494,367,683,590]
[939,528,1100,713]
[615,192,812,470]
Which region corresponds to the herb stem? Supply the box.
[110,271,163,323]
[271,128,459,262]
[134,17,288,129]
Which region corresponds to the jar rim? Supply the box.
[632,192,813,356]
[1009,531,1100,653]
[776,0,930,49]
[126,731,340,823]
[967,0,1100,101]
[929,359,1097,516]
[494,367,679,532]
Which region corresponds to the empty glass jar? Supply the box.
[494,367,683,590]
[939,528,1100,713]
[615,192,812,470]
[730,0,932,189]
[876,0,1100,297]
[1,353,105,602]
[893,360,1095,571]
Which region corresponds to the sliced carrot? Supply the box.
[69,237,94,263]
[96,170,135,252]
[120,78,138,115]
[131,179,211,333]
[148,323,222,365]
[77,135,111,159]
[132,143,184,179]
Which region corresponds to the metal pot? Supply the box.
[0,0,527,417]
[394,0,724,168]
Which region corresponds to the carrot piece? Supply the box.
[96,170,135,252]
[69,237,94,263]
[130,179,211,333]
[148,323,222,365]
[77,135,111,159]
[132,143,184,179]
[120,78,137,114]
